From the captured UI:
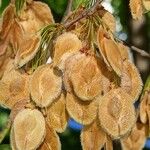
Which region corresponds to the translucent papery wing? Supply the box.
[98,88,136,139]
[0,4,15,40]
[38,124,61,150]
[66,92,97,125]
[121,60,143,102]
[81,121,106,150]
[30,64,62,108]
[11,109,46,150]
[53,32,82,68]
[14,35,41,68]
[46,93,69,133]
[142,0,150,11]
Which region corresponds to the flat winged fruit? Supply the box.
[97,26,110,67]
[46,93,69,133]
[53,32,82,68]
[98,88,136,139]
[103,38,123,76]
[121,60,143,102]
[66,93,97,125]
[81,121,106,150]
[121,123,147,150]
[0,69,29,109]
[14,35,41,68]
[11,109,46,150]
[70,54,102,101]
[118,43,129,60]
[38,124,61,150]
[30,64,62,108]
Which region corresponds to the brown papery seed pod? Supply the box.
[66,92,97,125]
[142,0,150,11]
[80,121,106,150]
[102,11,116,33]
[0,4,15,40]
[121,123,147,150]
[63,52,85,92]
[14,35,41,68]
[129,0,143,20]
[19,1,54,35]
[103,38,123,76]
[46,93,69,133]
[0,69,30,109]
[98,88,136,139]
[121,60,143,103]
[53,32,82,68]
[30,64,62,108]
[97,26,111,67]
[70,55,102,101]
[11,109,46,150]
[9,19,24,54]
[105,136,113,150]
[38,124,61,150]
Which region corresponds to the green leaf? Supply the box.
[0,144,11,150]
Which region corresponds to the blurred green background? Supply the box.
[0,0,150,149]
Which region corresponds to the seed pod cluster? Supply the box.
[0,1,145,150]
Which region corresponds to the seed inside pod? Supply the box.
[11,109,46,150]
[53,32,82,68]
[66,92,97,125]
[30,64,62,108]
[121,123,147,150]
[98,88,136,139]
[121,60,143,103]
[38,124,61,150]
[81,121,106,150]
[14,35,41,68]
[70,54,102,101]
[103,38,123,76]
[129,0,143,20]
[46,93,69,133]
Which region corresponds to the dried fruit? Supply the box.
[14,35,41,68]
[19,1,54,35]
[121,123,147,150]
[121,60,143,102]
[53,32,82,67]
[129,0,143,20]
[70,54,102,101]
[98,88,136,139]
[38,124,61,150]
[103,38,123,76]
[30,64,62,108]
[11,109,46,150]
[66,93,97,125]
[46,93,68,133]
[0,69,29,109]
[81,121,106,150]
[0,4,15,40]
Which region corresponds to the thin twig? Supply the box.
[64,0,103,28]
[62,0,73,22]
[131,46,150,58]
